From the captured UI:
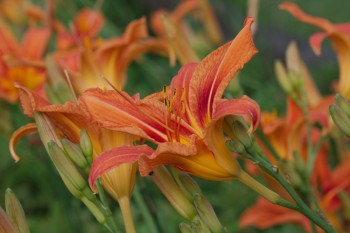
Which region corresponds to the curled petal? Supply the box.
[9,123,37,161]
[212,96,260,132]
[89,145,153,192]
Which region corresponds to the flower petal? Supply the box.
[212,96,260,132]
[240,198,313,233]
[89,145,153,192]
[73,8,104,39]
[21,28,50,60]
[189,17,257,127]
[9,123,37,162]
[79,88,169,143]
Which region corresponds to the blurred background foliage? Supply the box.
[1,0,350,232]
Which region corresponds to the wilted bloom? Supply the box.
[0,21,50,102]
[81,18,279,203]
[280,2,350,99]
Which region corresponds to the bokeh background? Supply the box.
[1,0,349,232]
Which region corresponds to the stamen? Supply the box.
[103,78,174,141]
[64,69,78,102]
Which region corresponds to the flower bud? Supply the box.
[172,169,202,200]
[330,104,350,137]
[47,140,87,194]
[225,140,245,155]
[232,120,254,150]
[5,188,29,233]
[80,129,93,164]
[191,219,211,233]
[62,139,89,173]
[152,166,196,220]
[193,193,224,233]
[335,94,350,116]
[179,222,192,233]
[275,60,293,94]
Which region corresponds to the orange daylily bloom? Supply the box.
[55,8,104,50]
[240,197,318,233]
[79,18,280,204]
[11,85,138,232]
[54,17,174,94]
[0,21,50,103]
[280,2,350,99]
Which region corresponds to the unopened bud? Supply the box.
[80,196,106,225]
[179,222,192,233]
[172,169,202,200]
[232,120,254,149]
[275,60,292,94]
[193,193,224,233]
[225,140,245,155]
[152,167,196,220]
[47,141,87,195]
[80,129,93,164]
[191,219,211,233]
[330,104,350,137]
[335,94,350,116]
[62,139,89,173]
[5,188,29,233]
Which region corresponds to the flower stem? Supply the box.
[252,154,336,233]
[119,197,136,233]
[238,171,281,204]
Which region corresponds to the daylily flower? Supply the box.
[150,0,223,61]
[55,8,104,51]
[240,197,318,233]
[0,21,50,103]
[279,2,350,99]
[10,85,138,233]
[80,18,280,203]
[54,17,174,94]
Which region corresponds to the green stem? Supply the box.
[252,154,336,233]
[133,184,159,233]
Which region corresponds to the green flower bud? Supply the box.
[179,222,192,233]
[335,94,350,116]
[5,189,29,233]
[193,193,224,233]
[80,129,93,164]
[48,141,87,195]
[330,104,350,137]
[62,139,89,173]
